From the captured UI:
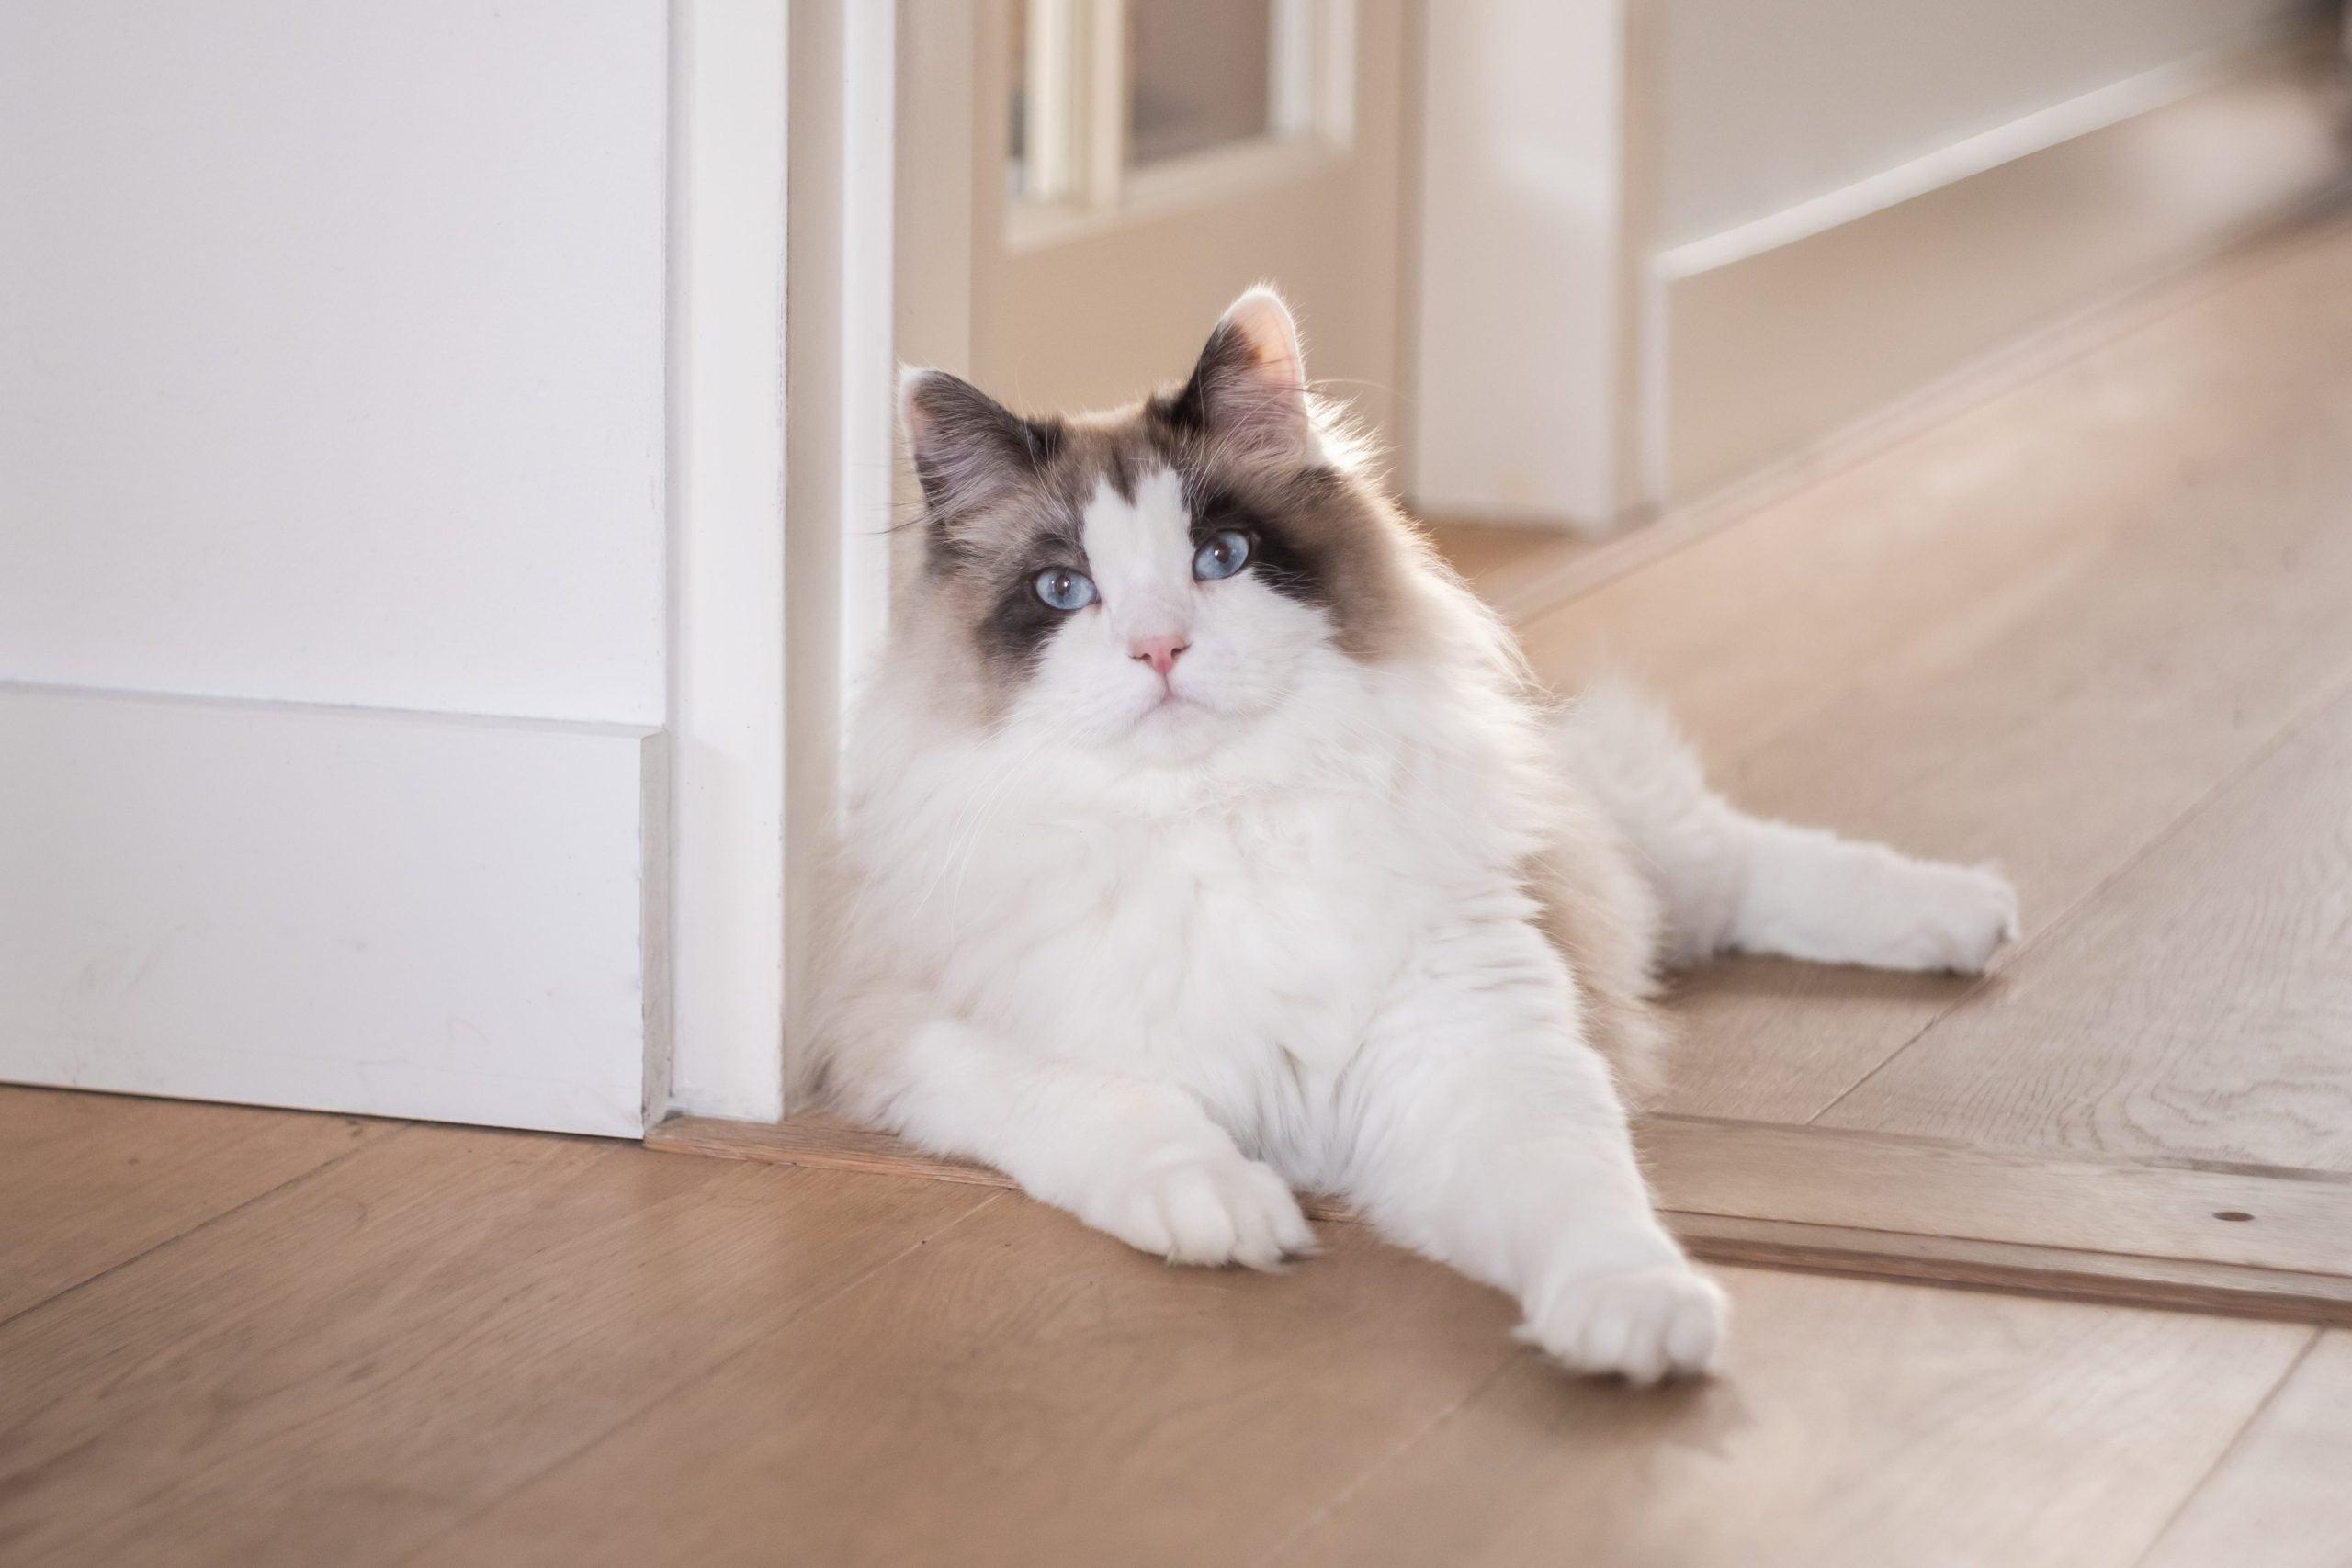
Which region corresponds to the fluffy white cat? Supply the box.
[799,288,2018,1383]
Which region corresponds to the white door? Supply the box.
[949,0,1410,456]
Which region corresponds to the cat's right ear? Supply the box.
[899,367,1057,525]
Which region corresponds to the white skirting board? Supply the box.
[0,685,665,1136]
[1647,32,2352,505]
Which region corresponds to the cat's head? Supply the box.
[899,288,1427,761]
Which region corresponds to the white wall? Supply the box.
[1653,0,2322,247]
[0,2,674,1134]
[0,1,668,725]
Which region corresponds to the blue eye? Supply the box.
[1034,566,1097,611]
[1193,530,1251,581]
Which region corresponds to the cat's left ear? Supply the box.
[1169,286,1313,462]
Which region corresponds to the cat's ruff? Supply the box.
[800,286,2017,1385]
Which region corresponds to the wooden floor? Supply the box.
[11,213,2352,1565]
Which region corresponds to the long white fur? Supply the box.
[807,291,2017,1384]
[1558,681,2019,972]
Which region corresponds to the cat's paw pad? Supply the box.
[1905,863,2020,974]
[1089,1154,1314,1270]
[1517,1263,1727,1385]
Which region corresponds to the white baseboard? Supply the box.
[0,685,663,1136]
[1647,31,2352,505]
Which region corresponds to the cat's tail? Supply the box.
[1554,678,2018,974]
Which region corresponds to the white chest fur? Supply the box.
[840,653,1551,1157]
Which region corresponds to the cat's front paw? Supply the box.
[1084,1151,1315,1270]
[1904,863,2021,974]
[1517,1261,1727,1385]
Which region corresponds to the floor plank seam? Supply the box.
[0,1117,413,1336]
[383,1188,1010,1566]
[1675,1232,2352,1329]
[650,1116,2352,1325]
[1248,1351,1525,1568]
[1657,1112,2352,1186]
[1796,970,1995,1127]
[2127,1327,2324,1567]
[1673,1208,2352,1276]
[1803,650,2352,1129]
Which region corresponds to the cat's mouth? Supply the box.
[1133,683,1223,734]
[1140,688,1195,718]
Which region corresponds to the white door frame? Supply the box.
[664,0,902,1123]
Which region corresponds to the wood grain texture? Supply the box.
[1645,1117,2352,1280]
[2140,1332,2352,1568]
[0,1116,2324,1567]
[1513,210,2352,1123]
[0,1085,389,1323]
[1276,1269,2313,1568]
[1820,679,2352,1171]
[428,1194,1525,1567]
[1674,1213,2352,1326]
[650,1111,1374,1213]
[0,1123,992,1568]
[651,1109,1024,1190]
[651,1113,2352,1323]
[417,1200,2317,1568]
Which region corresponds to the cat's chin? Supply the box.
[1114,690,1252,761]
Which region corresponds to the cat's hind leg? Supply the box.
[1556,680,2018,973]
[1705,818,2019,972]
[822,1007,1315,1269]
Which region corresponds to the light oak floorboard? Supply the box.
[0,1125,991,1568]
[421,1195,2320,1568]
[654,1111,2352,1324]
[1277,1271,2312,1568]
[1515,214,2352,1122]
[1644,1116,2352,1325]
[1672,1213,2352,1326]
[2140,1332,2352,1568]
[0,1115,2327,1566]
[0,1085,389,1323]
[426,1193,1526,1568]
[1646,1117,2352,1280]
[1821,679,2352,1168]
[1660,470,2352,1122]
[1825,677,2352,1166]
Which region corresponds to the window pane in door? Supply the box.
[1127,0,1275,167]
[1007,0,1031,192]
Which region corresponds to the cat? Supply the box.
[797,287,2018,1384]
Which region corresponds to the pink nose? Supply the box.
[1130,635,1189,677]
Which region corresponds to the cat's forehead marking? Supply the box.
[1079,466,1190,582]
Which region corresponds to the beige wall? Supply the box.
[1412,0,2346,525]
[1654,0,2327,245]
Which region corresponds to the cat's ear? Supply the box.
[899,367,1057,522]
[1169,286,1313,462]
